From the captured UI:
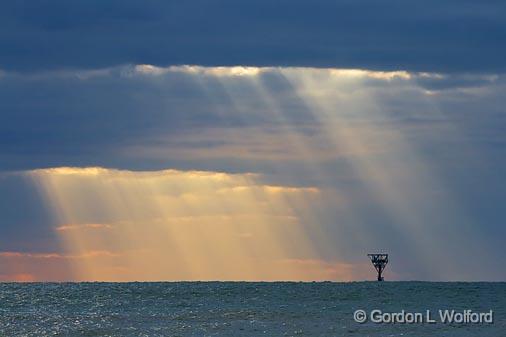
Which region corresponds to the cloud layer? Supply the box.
[1,1,505,72]
[1,65,505,173]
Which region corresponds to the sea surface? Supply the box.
[0,282,504,336]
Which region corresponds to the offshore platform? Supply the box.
[367,253,388,281]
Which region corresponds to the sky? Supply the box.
[0,1,505,281]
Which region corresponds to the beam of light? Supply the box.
[277,67,489,279]
[161,65,469,277]
[25,167,370,281]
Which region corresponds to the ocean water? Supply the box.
[0,282,504,336]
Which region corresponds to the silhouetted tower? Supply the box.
[368,253,388,281]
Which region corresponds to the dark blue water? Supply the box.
[0,282,504,336]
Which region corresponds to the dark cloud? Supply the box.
[0,0,505,72]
